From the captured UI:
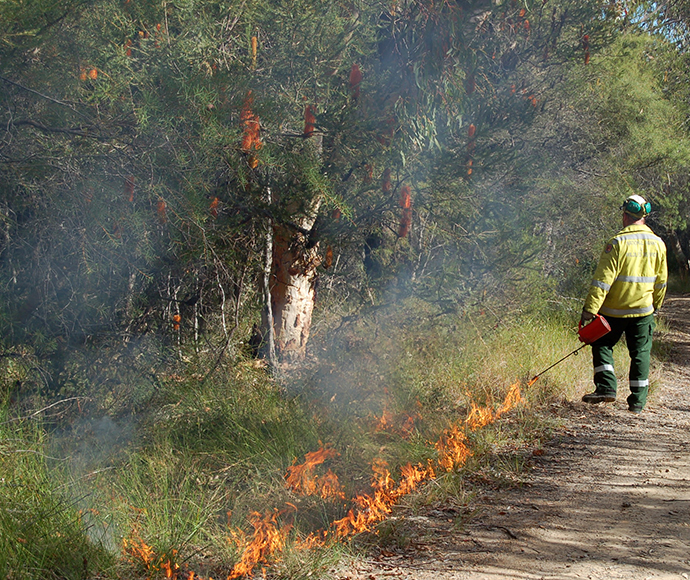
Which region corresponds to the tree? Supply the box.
[0,0,625,372]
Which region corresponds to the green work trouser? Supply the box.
[590,314,655,410]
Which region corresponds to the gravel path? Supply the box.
[339,295,690,580]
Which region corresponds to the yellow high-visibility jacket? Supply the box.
[584,224,667,318]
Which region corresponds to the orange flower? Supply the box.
[157,199,167,223]
[88,68,98,80]
[399,185,411,209]
[210,197,219,217]
[124,176,135,202]
[303,104,316,137]
[240,91,262,164]
[324,246,334,269]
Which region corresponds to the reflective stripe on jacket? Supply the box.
[583,224,667,318]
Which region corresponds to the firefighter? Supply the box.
[580,194,668,413]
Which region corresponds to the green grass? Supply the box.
[0,398,114,580]
[0,285,673,579]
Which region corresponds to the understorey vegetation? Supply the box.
[2,0,690,578]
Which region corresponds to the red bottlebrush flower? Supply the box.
[88,68,98,80]
[584,51,590,65]
[468,124,476,139]
[382,168,392,193]
[303,104,316,137]
[510,84,516,94]
[157,199,167,223]
[210,197,219,217]
[331,208,341,220]
[519,8,526,17]
[398,185,412,238]
[399,185,411,209]
[467,158,473,177]
[523,19,530,32]
[124,176,135,202]
[240,91,262,165]
[324,245,334,269]
[349,64,363,99]
[251,36,258,68]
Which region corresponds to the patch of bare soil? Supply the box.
[338,295,690,580]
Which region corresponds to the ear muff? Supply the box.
[622,198,651,216]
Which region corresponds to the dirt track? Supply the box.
[341,295,690,580]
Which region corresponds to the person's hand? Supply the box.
[580,310,595,325]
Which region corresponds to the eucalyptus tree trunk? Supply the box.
[269,206,321,363]
[261,191,278,370]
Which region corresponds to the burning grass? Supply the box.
[4,297,631,580]
[115,377,526,580]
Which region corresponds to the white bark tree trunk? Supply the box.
[270,212,320,363]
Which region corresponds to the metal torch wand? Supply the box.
[528,343,587,385]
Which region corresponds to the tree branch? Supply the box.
[0,76,93,122]
[13,119,90,137]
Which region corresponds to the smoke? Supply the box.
[49,413,135,551]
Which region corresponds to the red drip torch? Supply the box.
[528,314,611,384]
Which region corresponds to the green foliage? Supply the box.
[0,399,113,579]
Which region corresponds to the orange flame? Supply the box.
[123,531,179,577]
[465,401,494,430]
[228,511,286,579]
[285,446,345,500]
[123,533,154,567]
[374,409,419,438]
[331,458,435,538]
[128,383,528,578]
[495,382,524,417]
[436,424,472,472]
[464,382,525,430]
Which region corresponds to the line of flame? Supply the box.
[124,383,525,579]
